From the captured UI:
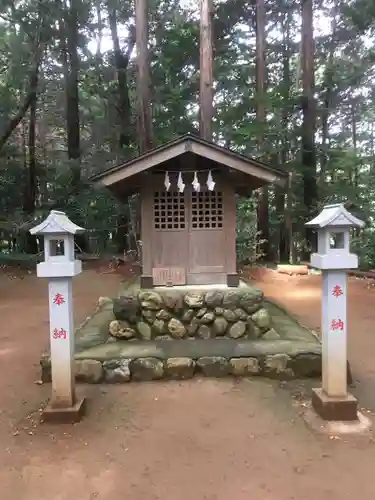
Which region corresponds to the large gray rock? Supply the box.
[196,307,208,319]
[131,358,164,381]
[141,309,156,324]
[289,353,322,378]
[222,290,241,309]
[223,309,237,322]
[138,291,163,310]
[214,307,224,316]
[230,357,260,376]
[109,320,136,340]
[181,309,195,323]
[212,316,228,336]
[168,318,186,338]
[197,356,230,377]
[263,354,294,379]
[239,289,263,313]
[113,293,140,323]
[205,291,223,307]
[261,328,281,340]
[187,317,200,336]
[136,321,152,340]
[152,319,167,336]
[40,354,51,382]
[251,308,271,330]
[156,309,172,321]
[165,358,195,379]
[246,318,261,339]
[184,291,205,308]
[75,359,103,383]
[103,359,131,383]
[163,291,184,311]
[200,312,215,324]
[197,325,212,339]
[228,321,247,339]
[234,308,248,321]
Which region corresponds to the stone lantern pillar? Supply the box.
[306,203,364,421]
[30,210,85,423]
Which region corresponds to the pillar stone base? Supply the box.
[312,388,358,421]
[41,398,86,424]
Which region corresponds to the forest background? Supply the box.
[1,0,374,268]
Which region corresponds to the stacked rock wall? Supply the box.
[40,285,324,384]
[109,288,279,342]
[41,352,322,384]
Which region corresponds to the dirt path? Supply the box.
[1,268,375,500]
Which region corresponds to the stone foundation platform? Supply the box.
[41,338,322,383]
[40,278,324,384]
[110,284,269,341]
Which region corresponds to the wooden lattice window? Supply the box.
[191,191,223,229]
[153,191,186,230]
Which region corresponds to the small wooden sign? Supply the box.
[152,267,186,286]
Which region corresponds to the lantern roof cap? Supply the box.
[305,203,365,229]
[29,210,85,235]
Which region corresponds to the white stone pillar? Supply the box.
[30,210,85,423]
[48,279,75,408]
[305,203,364,421]
[322,270,347,397]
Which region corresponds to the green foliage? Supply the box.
[236,196,265,264]
[0,252,42,269]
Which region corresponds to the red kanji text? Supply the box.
[53,328,67,340]
[53,293,65,306]
[331,319,344,331]
[332,285,343,298]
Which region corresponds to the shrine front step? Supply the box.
[41,339,327,383]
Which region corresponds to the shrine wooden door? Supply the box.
[147,178,231,286]
[187,186,226,285]
[151,189,189,286]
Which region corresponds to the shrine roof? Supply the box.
[90,134,288,190]
[305,203,365,229]
[30,210,85,235]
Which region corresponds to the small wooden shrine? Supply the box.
[91,134,287,287]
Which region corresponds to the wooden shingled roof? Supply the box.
[91,134,288,191]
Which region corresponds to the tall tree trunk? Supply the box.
[301,0,317,256]
[370,119,375,195]
[96,0,103,60]
[275,2,292,262]
[199,0,214,141]
[370,120,374,159]
[91,0,104,151]
[319,2,338,187]
[65,0,81,186]
[23,79,38,253]
[350,101,360,237]
[38,102,48,209]
[133,0,152,256]
[255,0,270,260]
[59,1,87,250]
[136,0,153,153]
[108,2,135,151]
[351,101,359,189]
